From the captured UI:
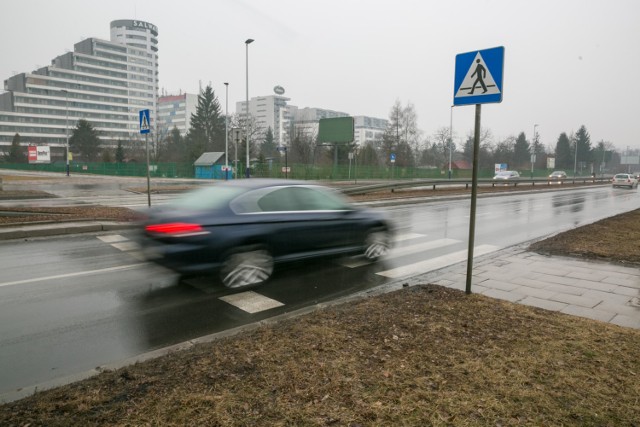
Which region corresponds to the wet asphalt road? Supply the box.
[0,181,639,399]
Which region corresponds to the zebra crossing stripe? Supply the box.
[219,291,284,313]
[376,244,500,279]
[338,238,459,269]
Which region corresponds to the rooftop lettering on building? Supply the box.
[133,20,158,32]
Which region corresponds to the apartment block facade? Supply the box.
[157,93,198,138]
[0,19,159,158]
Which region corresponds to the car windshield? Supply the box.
[170,185,247,210]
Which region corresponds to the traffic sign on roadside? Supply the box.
[139,109,150,134]
[453,46,504,106]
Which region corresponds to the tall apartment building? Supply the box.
[236,94,291,146]
[0,19,159,157]
[353,115,387,146]
[157,93,198,138]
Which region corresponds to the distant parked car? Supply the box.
[493,171,520,180]
[548,171,567,182]
[633,171,640,180]
[611,173,638,189]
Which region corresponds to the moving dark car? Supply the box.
[138,179,392,289]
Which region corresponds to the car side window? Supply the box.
[257,187,299,211]
[290,187,350,211]
[258,187,348,211]
[230,186,350,214]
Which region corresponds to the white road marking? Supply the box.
[98,235,129,243]
[0,264,147,288]
[338,238,459,269]
[219,291,284,314]
[393,233,425,242]
[376,244,500,279]
[111,241,141,252]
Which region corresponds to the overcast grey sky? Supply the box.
[2,0,639,151]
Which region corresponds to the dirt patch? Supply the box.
[0,206,143,225]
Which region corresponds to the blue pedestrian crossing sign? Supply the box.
[139,109,151,134]
[453,46,504,106]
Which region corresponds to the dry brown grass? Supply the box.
[529,209,640,265]
[1,285,638,426]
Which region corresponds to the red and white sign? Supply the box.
[28,146,51,164]
[281,167,291,173]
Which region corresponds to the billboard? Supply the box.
[317,117,354,144]
[494,163,507,172]
[28,146,51,164]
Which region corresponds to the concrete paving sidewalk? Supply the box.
[417,244,640,330]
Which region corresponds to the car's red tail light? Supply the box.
[145,222,209,236]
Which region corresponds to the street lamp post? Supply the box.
[573,135,578,178]
[449,105,454,179]
[245,38,254,178]
[224,82,229,180]
[61,89,70,176]
[531,124,538,178]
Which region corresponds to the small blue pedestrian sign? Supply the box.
[139,109,150,134]
[453,46,504,106]
[390,153,396,163]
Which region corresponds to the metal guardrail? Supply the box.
[342,177,611,195]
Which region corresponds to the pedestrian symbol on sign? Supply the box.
[454,53,501,99]
[139,109,150,134]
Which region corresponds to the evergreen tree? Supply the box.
[69,119,101,161]
[513,132,530,168]
[574,125,593,170]
[6,133,26,163]
[185,85,225,163]
[261,127,278,159]
[555,132,573,169]
[115,140,125,163]
[531,128,545,169]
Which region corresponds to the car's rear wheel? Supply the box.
[220,246,274,289]
[363,229,390,261]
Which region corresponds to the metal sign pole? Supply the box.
[145,133,151,207]
[465,104,481,294]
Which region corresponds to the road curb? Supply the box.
[0,221,137,240]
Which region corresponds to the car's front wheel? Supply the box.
[363,229,390,261]
[220,246,274,289]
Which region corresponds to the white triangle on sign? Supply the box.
[141,114,150,130]
[455,52,501,98]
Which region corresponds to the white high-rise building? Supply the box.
[157,93,198,138]
[236,95,291,146]
[0,19,159,158]
[353,115,387,146]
